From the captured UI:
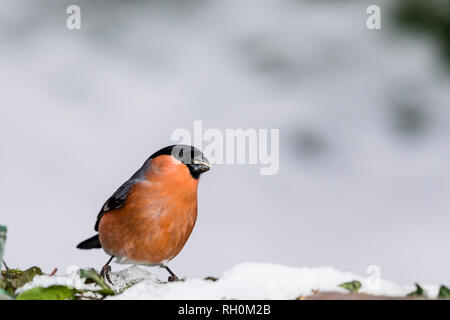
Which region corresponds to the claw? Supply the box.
[100,265,113,285]
[168,275,179,282]
[164,265,179,282]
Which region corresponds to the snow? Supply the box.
[110,262,439,300]
[15,262,440,299]
[15,265,97,294]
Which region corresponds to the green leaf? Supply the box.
[10,266,43,289]
[339,280,362,293]
[1,266,43,295]
[16,285,76,300]
[79,268,114,295]
[438,285,450,299]
[0,277,14,295]
[0,276,6,289]
[1,268,22,279]
[0,288,14,300]
[407,283,427,297]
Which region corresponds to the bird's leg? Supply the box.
[164,266,179,282]
[100,256,114,285]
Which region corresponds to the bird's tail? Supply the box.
[77,234,102,249]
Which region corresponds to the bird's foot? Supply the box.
[100,265,113,285]
[163,265,179,282]
[168,274,179,282]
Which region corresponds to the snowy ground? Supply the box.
[15,262,439,300]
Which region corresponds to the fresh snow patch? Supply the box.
[109,262,439,299]
[15,265,97,294]
[15,262,440,299]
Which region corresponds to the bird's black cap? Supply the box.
[151,145,210,179]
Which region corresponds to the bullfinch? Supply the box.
[77,145,210,282]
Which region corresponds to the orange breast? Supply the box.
[98,156,199,264]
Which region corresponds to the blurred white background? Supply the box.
[1,0,449,284]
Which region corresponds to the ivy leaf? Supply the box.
[1,266,43,295]
[339,280,362,293]
[10,267,43,289]
[0,276,6,290]
[407,283,427,297]
[79,268,114,296]
[16,285,76,300]
[438,285,450,299]
[0,288,14,300]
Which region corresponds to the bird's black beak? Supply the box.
[192,159,211,173]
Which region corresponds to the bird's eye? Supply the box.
[179,148,184,158]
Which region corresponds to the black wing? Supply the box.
[94,158,151,231]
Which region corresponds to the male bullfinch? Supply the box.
[77,145,210,282]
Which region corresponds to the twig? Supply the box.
[2,259,12,278]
